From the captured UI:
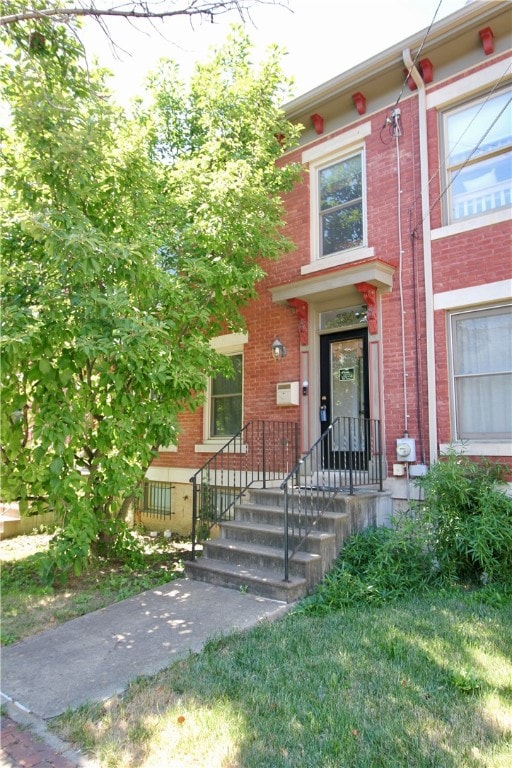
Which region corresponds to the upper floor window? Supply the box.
[319,152,364,256]
[444,88,512,223]
[209,354,243,438]
[449,304,512,441]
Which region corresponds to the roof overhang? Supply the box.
[270,259,395,305]
[283,0,511,121]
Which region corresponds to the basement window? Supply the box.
[141,481,173,518]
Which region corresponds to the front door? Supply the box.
[320,329,369,469]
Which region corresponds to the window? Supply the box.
[319,153,363,256]
[141,481,172,518]
[449,305,512,440]
[444,89,512,222]
[209,354,243,438]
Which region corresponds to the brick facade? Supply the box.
[148,2,511,533]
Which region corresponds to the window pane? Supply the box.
[321,204,363,255]
[453,310,512,375]
[446,89,512,221]
[211,395,242,437]
[210,354,243,437]
[320,156,362,210]
[447,90,511,164]
[456,374,512,438]
[211,355,242,395]
[451,306,512,439]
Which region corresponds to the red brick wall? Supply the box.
[154,54,511,477]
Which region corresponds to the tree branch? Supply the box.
[1,1,284,27]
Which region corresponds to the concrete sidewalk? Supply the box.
[1,578,289,721]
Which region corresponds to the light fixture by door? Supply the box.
[271,337,287,360]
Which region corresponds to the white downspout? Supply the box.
[402,48,438,465]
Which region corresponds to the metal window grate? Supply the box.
[141,481,173,518]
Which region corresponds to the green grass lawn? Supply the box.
[0,532,189,645]
[52,588,512,768]
[3,526,511,767]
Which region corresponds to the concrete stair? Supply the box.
[185,487,390,603]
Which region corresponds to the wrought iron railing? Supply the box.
[280,416,383,581]
[190,420,299,558]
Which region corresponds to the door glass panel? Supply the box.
[330,339,365,451]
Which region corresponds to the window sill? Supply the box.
[195,442,248,454]
[301,246,375,275]
[440,441,512,457]
[432,206,511,240]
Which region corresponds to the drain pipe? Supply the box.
[402,48,438,466]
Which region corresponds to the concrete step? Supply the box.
[184,558,307,603]
[235,502,352,548]
[220,519,336,565]
[202,538,324,589]
[186,487,392,602]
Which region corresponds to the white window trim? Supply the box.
[432,206,511,240]
[195,333,247,453]
[447,303,512,446]
[434,279,511,311]
[304,122,371,270]
[301,246,375,275]
[439,441,512,458]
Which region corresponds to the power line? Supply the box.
[393,0,443,110]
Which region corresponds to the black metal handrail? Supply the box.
[190,419,299,558]
[280,416,383,581]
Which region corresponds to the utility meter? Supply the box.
[396,437,416,463]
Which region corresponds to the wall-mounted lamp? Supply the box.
[271,337,287,360]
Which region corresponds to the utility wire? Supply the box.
[380,0,442,142]
[393,0,443,110]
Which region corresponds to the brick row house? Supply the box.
[143,0,511,552]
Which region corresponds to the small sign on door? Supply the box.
[339,367,355,381]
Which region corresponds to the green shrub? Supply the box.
[415,451,512,584]
[297,522,439,615]
[298,452,511,616]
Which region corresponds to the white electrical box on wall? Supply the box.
[276,381,299,406]
[396,437,417,463]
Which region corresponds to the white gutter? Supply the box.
[402,48,438,465]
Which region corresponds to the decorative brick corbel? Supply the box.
[355,282,378,335]
[479,27,494,55]
[287,298,309,346]
[352,92,366,115]
[310,113,324,135]
[404,57,434,90]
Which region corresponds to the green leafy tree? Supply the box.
[0,10,301,579]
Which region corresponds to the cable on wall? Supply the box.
[394,112,409,435]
